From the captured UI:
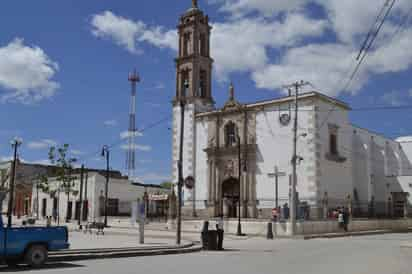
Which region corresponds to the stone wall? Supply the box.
[168,218,412,236]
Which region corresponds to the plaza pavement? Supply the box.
[4,233,412,274]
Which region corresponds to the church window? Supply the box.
[225,121,237,147]
[183,33,191,56]
[325,124,346,163]
[328,124,339,155]
[330,133,338,155]
[199,33,206,56]
[199,70,207,97]
[181,70,189,97]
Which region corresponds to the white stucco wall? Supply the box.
[315,100,353,207]
[192,118,208,209]
[32,173,167,222]
[255,98,317,209]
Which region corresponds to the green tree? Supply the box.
[0,168,10,214]
[48,144,77,223]
[160,181,173,189]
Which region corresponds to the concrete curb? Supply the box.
[304,229,411,240]
[48,242,202,262]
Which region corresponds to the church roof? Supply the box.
[196,91,351,117]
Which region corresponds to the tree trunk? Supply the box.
[66,191,70,222]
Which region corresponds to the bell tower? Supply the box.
[171,1,214,216]
[174,0,214,109]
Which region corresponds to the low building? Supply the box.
[0,161,53,217]
[33,172,170,223]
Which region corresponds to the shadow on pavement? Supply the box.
[0,262,84,272]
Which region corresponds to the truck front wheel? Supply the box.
[25,245,48,267]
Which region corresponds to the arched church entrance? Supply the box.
[222,177,240,218]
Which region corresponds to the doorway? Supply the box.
[222,177,240,218]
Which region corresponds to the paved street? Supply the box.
[3,233,412,274]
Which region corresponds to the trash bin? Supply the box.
[207,230,218,251]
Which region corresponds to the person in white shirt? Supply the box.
[216,214,224,250]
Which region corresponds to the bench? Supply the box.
[84,222,105,235]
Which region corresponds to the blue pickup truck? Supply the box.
[0,215,69,267]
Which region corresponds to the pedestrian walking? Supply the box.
[216,215,224,250]
[343,207,349,232]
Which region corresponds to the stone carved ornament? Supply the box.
[224,159,235,178]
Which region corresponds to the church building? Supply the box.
[172,1,412,220]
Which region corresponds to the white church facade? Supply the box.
[172,1,412,220]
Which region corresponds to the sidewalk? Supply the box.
[68,231,191,250]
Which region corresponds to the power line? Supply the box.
[318,0,397,131]
[344,0,396,93]
[75,115,172,164]
[356,0,393,60]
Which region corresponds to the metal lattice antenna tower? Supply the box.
[126,69,140,181]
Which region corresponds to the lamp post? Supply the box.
[8,138,22,228]
[236,133,246,236]
[101,145,110,227]
[177,79,189,245]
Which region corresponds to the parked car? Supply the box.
[0,215,69,267]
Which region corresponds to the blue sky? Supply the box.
[1,0,412,183]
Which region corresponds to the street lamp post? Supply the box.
[8,138,22,228]
[176,79,189,245]
[236,133,246,236]
[101,145,110,227]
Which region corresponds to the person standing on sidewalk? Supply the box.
[338,209,344,230]
[343,207,349,232]
[216,215,224,250]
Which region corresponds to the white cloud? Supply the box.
[90,11,177,54]
[27,139,57,150]
[380,91,405,106]
[90,1,412,97]
[209,0,307,18]
[252,43,360,95]
[120,144,152,152]
[120,130,143,139]
[70,149,84,156]
[0,156,13,162]
[396,136,412,143]
[211,14,327,80]
[0,38,59,103]
[28,159,52,165]
[104,120,117,127]
[379,88,412,107]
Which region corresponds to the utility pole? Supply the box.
[268,166,286,216]
[284,81,310,235]
[8,138,22,228]
[236,133,243,236]
[83,172,88,222]
[78,164,84,230]
[177,79,189,245]
[101,146,110,227]
[36,181,40,220]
